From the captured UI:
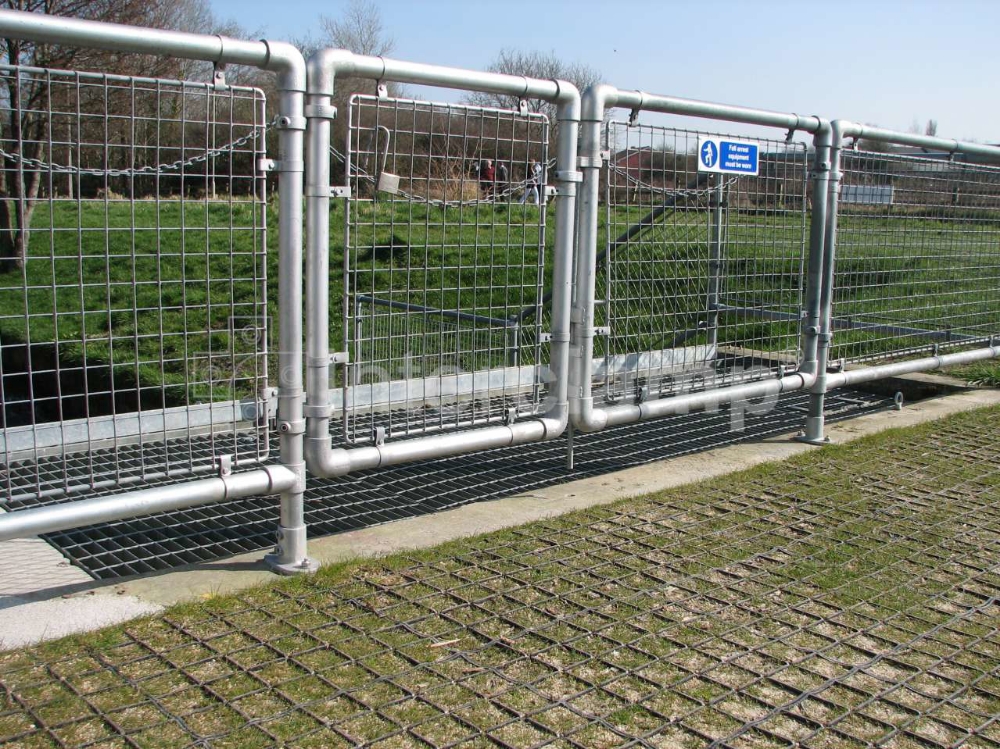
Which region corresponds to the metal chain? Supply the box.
[0,119,269,178]
[608,162,739,197]
[331,144,557,207]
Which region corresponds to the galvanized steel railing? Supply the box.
[0,9,999,575]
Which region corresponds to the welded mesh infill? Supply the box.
[34,390,889,579]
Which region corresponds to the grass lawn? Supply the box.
[3,405,1000,746]
[1,194,998,420]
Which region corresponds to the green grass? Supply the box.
[4,405,1000,746]
[1,195,998,413]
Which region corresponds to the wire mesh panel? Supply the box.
[341,95,549,444]
[597,123,808,405]
[831,150,1000,364]
[0,65,270,505]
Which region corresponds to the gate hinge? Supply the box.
[577,152,608,169]
[264,387,278,420]
[373,426,386,446]
[278,419,306,435]
[555,170,583,183]
[504,407,518,425]
[594,326,611,336]
[330,185,352,198]
[539,332,552,343]
[304,104,338,120]
[517,99,529,116]
[258,159,305,174]
[543,185,559,199]
[274,115,307,131]
[330,351,349,365]
[217,454,233,477]
[212,62,227,88]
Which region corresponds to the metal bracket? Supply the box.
[377,83,389,99]
[258,159,305,174]
[555,170,583,183]
[628,108,640,126]
[539,332,553,343]
[264,387,279,420]
[894,392,905,411]
[518,99,529,116]
[504,407,518,426]
[217,454,233,477]
[776,365,786,379]
[330,351,349,365]
[330,185,352,199]
[278,419,306,435]
[543,185,559,199]
[594,326,611,336]
[274,115,307,131]
[305,104,337,120]
[212,62,226,88]
[373,426,386,446]
[635,385,649,404]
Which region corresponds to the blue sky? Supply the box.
[209,0,1000,143]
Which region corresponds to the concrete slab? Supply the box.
[2,384,999,647]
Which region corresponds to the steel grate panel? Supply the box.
[25,390,890,579]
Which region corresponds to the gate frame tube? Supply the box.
[570,84,831,434]
[0,10,313,574]
[800,119,1000,443]
[302,50,580,479]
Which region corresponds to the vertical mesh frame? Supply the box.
[597,123,809,406]
[340,95,550,445]
[831,149,1000,364]
[0,65,270,505]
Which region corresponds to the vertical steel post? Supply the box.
[706,176,725,352]
[264,79,318,575]
[800,124,841,444]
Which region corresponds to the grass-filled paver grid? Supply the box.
[4,405,1000,748]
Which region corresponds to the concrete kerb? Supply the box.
[1,380,998,647]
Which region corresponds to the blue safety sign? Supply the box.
[697,136,759,176]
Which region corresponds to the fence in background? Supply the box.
[0,9,999,574]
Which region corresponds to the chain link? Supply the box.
[0,119,270,178]
[331,144,557,207]
[608,162,739,198]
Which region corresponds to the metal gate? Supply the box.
[597,122,809,407]
[0,64,271,506]
[829,149,1000,365]
[341,95,551,444]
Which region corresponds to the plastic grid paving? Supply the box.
[2,403,999,748]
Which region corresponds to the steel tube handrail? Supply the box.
[0,466,296,543]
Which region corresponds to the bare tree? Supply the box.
[0,0,219,269]
[308,1,399,181]
[466,48,603,138]
[925,119,938,137]
[319,0,394,57]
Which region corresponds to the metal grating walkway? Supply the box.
[7,390,891,579]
